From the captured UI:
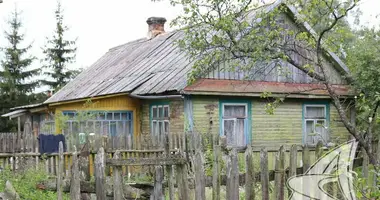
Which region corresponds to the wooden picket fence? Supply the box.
[0,132,370,200]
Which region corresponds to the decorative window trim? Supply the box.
[219,100,252,147]
[302,103,330,146]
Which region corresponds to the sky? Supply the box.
[0,0,379,92]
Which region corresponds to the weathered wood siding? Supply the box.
[191,97,220,135]
[51,95,140,135]
[191,96,351,146]
[140,99,184,134]
[207,13,346,85]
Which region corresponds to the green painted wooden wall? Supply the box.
[190,96,351,146]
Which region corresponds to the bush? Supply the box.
[0,162,69,200]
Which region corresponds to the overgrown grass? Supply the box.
[0,163,70,200]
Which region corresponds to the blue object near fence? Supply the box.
[38,134,66,154]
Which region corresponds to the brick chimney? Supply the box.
[147,17,166,39]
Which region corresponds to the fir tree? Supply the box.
[0,8,39,131]
[42,1,78,91]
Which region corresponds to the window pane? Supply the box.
[158,106,163,118]
[121,113,127,120]
[158,121,164,135]
[110,121,117,136]
[305,120,314,144]
[125,121,131,135]
[164,106,169,118]
[236,119,245,146]
[224,105,246,118]
[98,112,106,120]
[164,121,169,133]
[316,120,327,143]
[152,121,157,135]
[306,106,325,118]
[224,119,235,146]
[114,113,121,120]
[103,121,109,136]
[152,107,158,118]
[107,113,113,120]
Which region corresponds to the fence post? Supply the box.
[176,149,189,200]
[153,166,164,200]
[226,148,239,200]
[70,146,80,200]
[194,141,205,200]
[302,145,310,173]
[212,134,221,200]
[95,147,106,200]
[164,133,175,200]
[260,147,269,200]
[57,141,63,200]
[289,144,297,198]
[113,151,123,200]
[274,146,285,200]
[245,145,255,200]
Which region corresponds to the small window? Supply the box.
[151,104,170,137]
[304,105,329,146]
[222,103,248,147]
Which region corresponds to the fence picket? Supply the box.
[57,142,63,200]
[227,148,239,200]
[194,146,205,200]
[113,151,123,200]
[260,147,269,200]
[212,135,221,200]
[245,145,255,200]
[70,146,80,200]
[95,147,106,200]
[274,146,285,200]
[153,166,164,200]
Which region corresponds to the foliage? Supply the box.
[0,165,69,200]
[354,166,380,199]
[41,0,79,92]
[346,28,380,139]
[0,7,41,132]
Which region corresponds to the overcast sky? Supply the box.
[0,0,378,92]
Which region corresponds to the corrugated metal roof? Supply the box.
[45,31,193,103]
[184,79,354,96]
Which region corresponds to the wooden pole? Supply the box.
[245,145,255,200]
[274,146,285,200]
[226,148,239,200]
[113,151,123,200]
[95,147,106,200]
[212,135,221,200]
[153,166,164,200]
[57,141,63,200]
[70,146,80,200]
[260,148,269,200]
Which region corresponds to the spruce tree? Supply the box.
[0,8,39,131]
[42,1,78,91]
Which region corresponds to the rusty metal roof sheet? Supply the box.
[45,31,193,103]
[184,79,354,96]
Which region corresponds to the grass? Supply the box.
[0,160,70,200]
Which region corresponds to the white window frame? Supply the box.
[303,104,328,145]
[151,105,170,136]
[221,103,248,147]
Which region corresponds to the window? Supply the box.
[62,111,133,137]
[151,105,170,136]
[221,103,249,147]
[40,113,55,134]
[303,104,329,146]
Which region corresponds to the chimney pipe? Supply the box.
[146,17,166,39]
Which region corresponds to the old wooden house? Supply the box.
[3,1,354,149]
